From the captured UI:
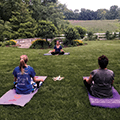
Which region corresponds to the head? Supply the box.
[56,41,60,45]
[19,55,28,74]
[98,55,108,69]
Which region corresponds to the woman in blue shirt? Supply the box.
[51,41,65,55]
[13,55,44,94]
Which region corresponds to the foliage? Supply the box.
[4,39,17,46]
[28,0,66,30]
[75,26,87,39]
[64,26,80,43]
[9,2,37,39]
[62,5,120,20]
[0,42,2,46]
[30,38,50,49]
[36,20,57,41]
[87,31,93,40]
[74,40,83,45]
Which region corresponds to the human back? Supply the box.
[91,68,114,98]
[13,55,36,94]
[84,55,114,98]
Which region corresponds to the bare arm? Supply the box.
[14,77,17,82]
[61,49,65,52]
[51,49,55,52]
[33,77,44,82]
[84,74,93,84]
[111,80,114,85]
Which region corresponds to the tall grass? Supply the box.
[0,40,120,120]
[69,20,120,33]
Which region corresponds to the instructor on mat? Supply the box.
[51,41,65,55]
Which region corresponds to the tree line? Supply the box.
[63,5,120,20]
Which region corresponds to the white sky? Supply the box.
[58,0,120,11]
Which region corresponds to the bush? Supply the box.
[73,40,83,45]
[75,26,87,39]
[4,39,17,46]
[105,31,110,40]
[30,38,50,49]
[2,43,5,47]
[64,26,80,43]
[87,31,93,40]
[0,42,2,46]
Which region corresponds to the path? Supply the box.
[16,38,36,48]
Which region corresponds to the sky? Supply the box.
[58,0,120,11]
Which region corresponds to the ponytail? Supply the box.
[19,55,28,75]
[19,59,25,75]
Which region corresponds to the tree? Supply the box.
[0,20,5,41]
[88,31,93,40]
[105,31,110,40]
[96,9,107,20]
[9,1,37,39]
[75,26,87,39]
[64,26,80,43]
[36,20,58,41]
[0,20,12,41]
[28,0,65,29]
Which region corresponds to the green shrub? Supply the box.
[30,38,50,49]
[2,43,5,47]
[0,42,2,46]
[4,39,17,46]
[68,44,73,47]
[73,40,83,45]
[5,41,10,46]
[64,26,80,43]
[75,26,87,39]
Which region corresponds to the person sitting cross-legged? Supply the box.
[13,55,44,94]
[51,41,65,55]
[83,55,115,98]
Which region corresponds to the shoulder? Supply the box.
[54,45,56,48]
[107,69,114,74]
[14,66,20,70]
[27,65,35,71]
[91,69,99,74]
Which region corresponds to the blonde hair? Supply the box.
[19,55,28,75]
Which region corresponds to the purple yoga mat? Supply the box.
[83,77,120,108]
[0,76,47,107]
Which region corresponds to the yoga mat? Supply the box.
[44,52,70,56]
[83,77,120,108]
[0,76,47,107]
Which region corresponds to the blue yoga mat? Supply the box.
[83,76,120,108]
[44,52,70,56]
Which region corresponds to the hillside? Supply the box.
[69,20,120,33]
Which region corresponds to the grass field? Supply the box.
[0,40,120,120]
[69,20,120,33]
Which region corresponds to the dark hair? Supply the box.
[98,55,108,69]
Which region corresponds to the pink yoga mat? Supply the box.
[0,76,47,107]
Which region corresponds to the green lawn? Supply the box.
[69,20,120,33]
[0,40,120,120]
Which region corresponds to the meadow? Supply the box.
[69,20,120,33]
[0,40,120,120]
